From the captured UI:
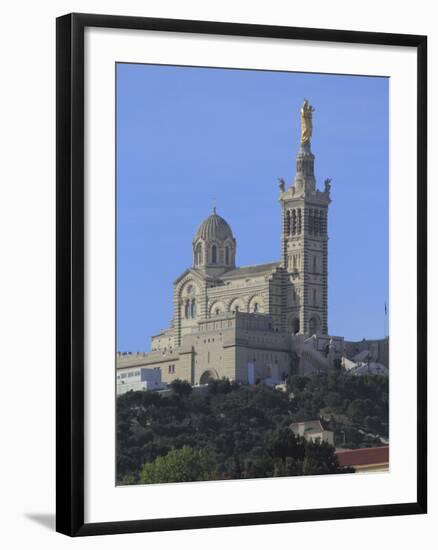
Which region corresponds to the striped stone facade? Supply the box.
[279,139,331,335]
[118,104,343,386]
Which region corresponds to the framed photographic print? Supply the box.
[56,13,427,536]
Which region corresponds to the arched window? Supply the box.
[253,302,259,313]
[196,243,203,265]
[184,300,190,319]
[285,210,291,235]
[211,245,217,264]
[190,299,196,318]
[319,211,324,234]
[291,210,297,235]
[225,246,229,264]
[309,317,319,334]
[308,209,314,234]
[292,318,300,334]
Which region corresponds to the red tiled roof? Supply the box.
[336,446,389,467]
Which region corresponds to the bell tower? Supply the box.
[279,100,331,335]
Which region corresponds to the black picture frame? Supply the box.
[56,12,427,537]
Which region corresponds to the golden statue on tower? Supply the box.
[300,99,315,145]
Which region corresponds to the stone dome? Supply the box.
[194,208,233,243]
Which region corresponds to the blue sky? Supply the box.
[116,63,388,351]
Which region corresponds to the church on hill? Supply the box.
[117,100,383,387]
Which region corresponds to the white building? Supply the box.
[290,420,334,445]
[117,363,165,395]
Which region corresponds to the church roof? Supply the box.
[194,208,234,242]
[173,267,213,285]
[220,261,281,280]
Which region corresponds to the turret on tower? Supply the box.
[279,100,331,336]
[192,207,236,278]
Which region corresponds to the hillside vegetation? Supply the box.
[117,371,388,484]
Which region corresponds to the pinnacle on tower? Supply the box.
[300,99,314,146]
[294,99,316,193]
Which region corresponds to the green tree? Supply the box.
[118,370,383,482]
[325,391,342,409]
[170,379,192,398]
[267,428,303,462]
[140,446,214,484]
[302,440,342,475]
[208,377,233,395]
